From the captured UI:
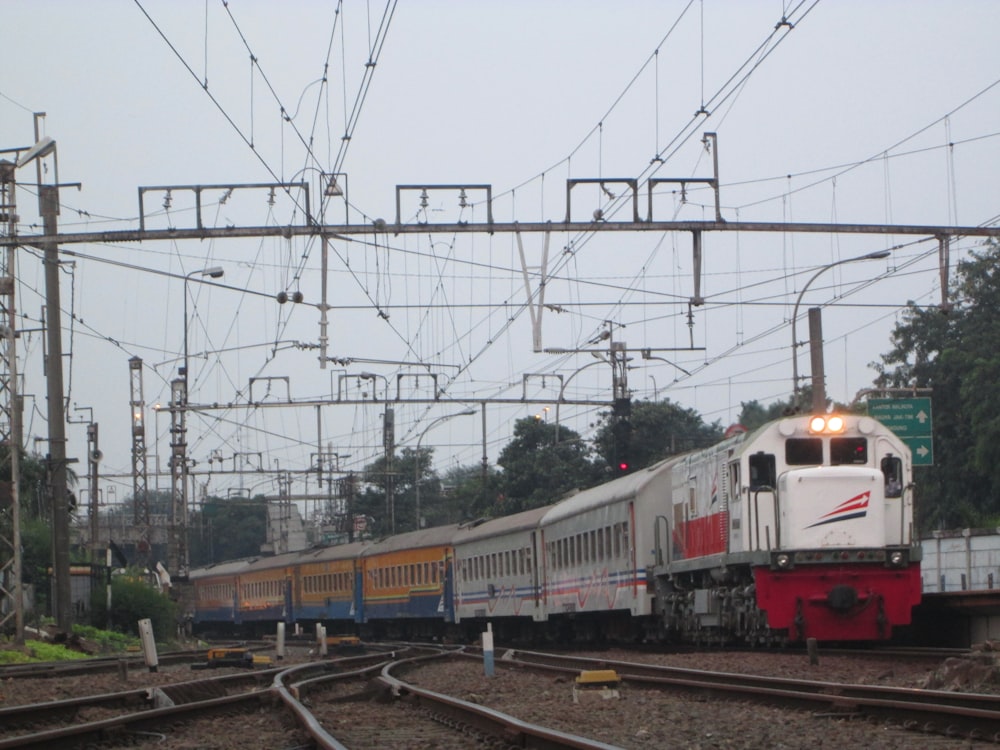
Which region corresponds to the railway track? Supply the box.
[0,646,620,749]
[466,647,1000,744]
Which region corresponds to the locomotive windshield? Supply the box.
[785,438,822,465]
[831,437,868,465]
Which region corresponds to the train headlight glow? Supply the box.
[776,553,791,569]
[889,551,905,567]
[808,414,846,434]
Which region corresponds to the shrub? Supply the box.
[89,574,178,642]
[72,624,139,652]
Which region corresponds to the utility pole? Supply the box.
[40,180,72,630]
[383,408,395,534]
[0,156,24,642]
[85,422,101,563]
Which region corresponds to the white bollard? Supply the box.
[276,622,285,660]
[482,623,494,677]
[319,624,328,656]
[138,618,158,673]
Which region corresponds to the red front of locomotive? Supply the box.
[753,556,921,641]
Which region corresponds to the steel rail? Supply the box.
[464,648,1000,742]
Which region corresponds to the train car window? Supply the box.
[729,463,741,500]
[831,437,868,465]
[881,455,904,497]
[749,453,776,490]
[785,439,823,465]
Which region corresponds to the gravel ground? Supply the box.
[404,651,994,749]
[2,647,998,749]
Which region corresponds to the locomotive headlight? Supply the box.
[808,414,846,434]
[889,551,905,567]
[775,553,791,569]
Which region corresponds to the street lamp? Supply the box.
[183,266,224,387]
[791,250,890,411]
[11,125,74,631]
[414,409,476,529]
[171,266,223,577]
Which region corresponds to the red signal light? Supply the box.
[618,462,629,472]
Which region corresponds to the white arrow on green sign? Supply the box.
[868,397,933,465]
[903,436,933,466]
[867,397,932,437]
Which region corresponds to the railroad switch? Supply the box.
[572,669,621,703]
[191,647,272,670]
[325,635,365,654]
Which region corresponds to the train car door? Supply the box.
[441,552,456,623]
[352,560,364,624]
[727,459,741,554]
[233,576,243,626]
[283,573,294,625]
[530,530,541,612]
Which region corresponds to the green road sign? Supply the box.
[868,397,932,437]
[868,397,933,465]
[903,436,933,466]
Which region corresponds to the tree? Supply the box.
[355,448,440,537]
[440,463,504,520]
[737,399,792,432]
[592,399,723,472]
[874,239,1000,530]
[497,417,600,512]
[188,496,267,565]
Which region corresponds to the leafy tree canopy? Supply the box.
[188,495,267,566]
[497,417,601,512]
[874,239,1000,530]
[592,398,724,472]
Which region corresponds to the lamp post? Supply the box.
[183,267,224,389]
[649,375,658,402]
[12,127,74,630]
[170,266,223,577]
[791,250,890,411]
[414,409,475,530]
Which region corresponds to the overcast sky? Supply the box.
[2,1,998,514]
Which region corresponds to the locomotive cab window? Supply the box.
[831,437,868,465]
[785,438,823,465]
[749,452,776,490]
[881,455,904,498]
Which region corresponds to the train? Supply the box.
[190,412,922,644]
